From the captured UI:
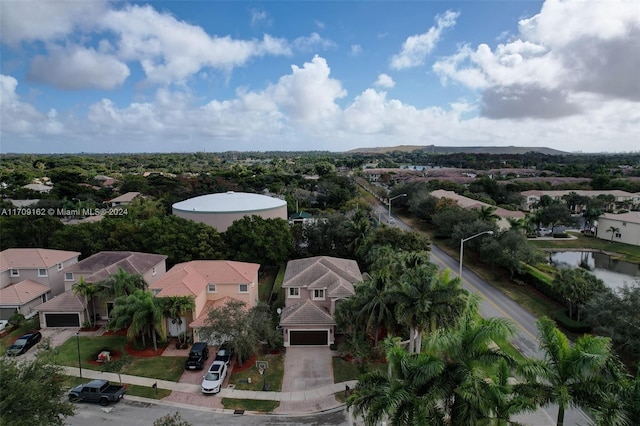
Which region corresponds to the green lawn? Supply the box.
[332,356,387,383]
[53,334,186,381]
[221,398,279,412]
[229,353,284,391]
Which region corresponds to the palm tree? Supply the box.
[72,277,97,326]
[478,205,500,223]
[606,226,620,243]
[98,267,147,300]
[358,270,398,346]
[517,317,621,426]
[554,268,606,321]
[159,296,196,346]
[108,290,165,351]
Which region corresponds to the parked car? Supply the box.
[68,379,125,406]
[201,360,227,394]
[0,320,9,333]
[214,342,235,366]
[6,331,42,356]
[185,341,209,370]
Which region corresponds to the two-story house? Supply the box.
[280,256,362,346]
[148,260,260,341]
[36,251,167,327]
[0,248,80,320]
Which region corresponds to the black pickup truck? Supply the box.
[68,379,125,406]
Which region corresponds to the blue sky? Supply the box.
[1,0,638,154]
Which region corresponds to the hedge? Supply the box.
[553,310,592,334]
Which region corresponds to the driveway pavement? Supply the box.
[281,347,334,392]
[16,327,78,361]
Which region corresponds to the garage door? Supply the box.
[45,313,80,327]
[289,330,328,346]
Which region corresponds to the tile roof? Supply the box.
[430,189,525,219]
[601,211,640,225]
[109,192,141,203]
[0,248,80,271]
[280,300,335,326]
[0,280,51,305]
[36,289,86,312]
[150,260,259,298]
[281,256,360,298]
[64,251,166,283]
[189,296,246,328]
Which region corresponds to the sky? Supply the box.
[1,0,639,154]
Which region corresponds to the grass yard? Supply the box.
[53,334,186,382]
[332,356,387,383]
[221,398,279,412]
[229,353,284,391]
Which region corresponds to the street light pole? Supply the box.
[459,230,494,281]
[76,331,83,378]
[388,193,407,223]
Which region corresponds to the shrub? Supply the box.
[553,310,592,334]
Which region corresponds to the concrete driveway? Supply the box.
[281,347,334,392]
[14,327,78,362]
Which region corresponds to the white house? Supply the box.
[596,212,640,247]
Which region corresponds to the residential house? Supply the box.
[36,251,166,327]
[22,183,52,193]
[148,260,260,341]
[596,212,640,247]
[520,190,638,213]
[0,248,80,320]
[108,191,141,207]
[280,256,362,347]
[430,189,525,231]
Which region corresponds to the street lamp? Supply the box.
[459,230,494,281]
[388,193,407,223]
[76,331,83,378]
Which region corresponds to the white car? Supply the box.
[0,320,8,333]
[201,360,227,394]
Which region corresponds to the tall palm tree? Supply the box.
[517,317,621,426]
[606,226,620,243]
[358,270,398,346]
[98,267,147,300]
[72,277,97,325]
[159,296,196,345]
[108,289,165,351]
[478,205,500,223]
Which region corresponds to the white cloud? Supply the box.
[292,32,336,52]
[350,44,363,56]
[315,20,325,30]
[250,8,268,26]
[27,46,130,90]
[0,0,107,45]
[374,73,395,89]
[433,0,640,119]
[390,10,459,70]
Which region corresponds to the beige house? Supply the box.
[108,191,141,207]
[280,256,362,346]
[596,212,640,247]
[149,260,260,341]
[430,189,525,231]
[520,190,638,212]
[0,248,80,320]
[37,251,166,327]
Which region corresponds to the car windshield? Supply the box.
[205,372,220,381]
[13,338,27,346]
[217,349,227,356]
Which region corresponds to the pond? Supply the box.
[548,251,640,290]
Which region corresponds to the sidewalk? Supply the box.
[61,366,356,413]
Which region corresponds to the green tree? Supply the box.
[72,276,98,325]
[159,296,196,346]
[223,215,292,265]
[554,268,606,321]
[107,289,166,351]
[153,412,192,426]
[0,357,75,426]
[97,267,148,300]
[518,317,623,426]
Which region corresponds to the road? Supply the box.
[382,207,591,426]
[66,398,349,426]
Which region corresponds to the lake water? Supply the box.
[548,251,640,290]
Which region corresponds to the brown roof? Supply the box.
[150,260,260,297]
[430,190,525,219]
[189,296,246,328]
[64,251,166,283]
[281,256,361,298]
[109,192,141,203]
[0,248,80,271]
[36,290,86,313]
[0,280,51,305]
[280,300,335,326]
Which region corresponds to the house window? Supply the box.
[239,284,249,293]
[57,263,64,271]
[313,289,325,300]
[10,269,19,277]
[288,287,300,298]
[65,272,74,281]
[152,289,161,296]
[616,232,622,238]
[38,268,48,277]
[152,267,156,276]
[207,283,217,293]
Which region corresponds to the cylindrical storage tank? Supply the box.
[172,191,288,232]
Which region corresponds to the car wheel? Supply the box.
[69,394,79,402]
[99,397,109,406]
